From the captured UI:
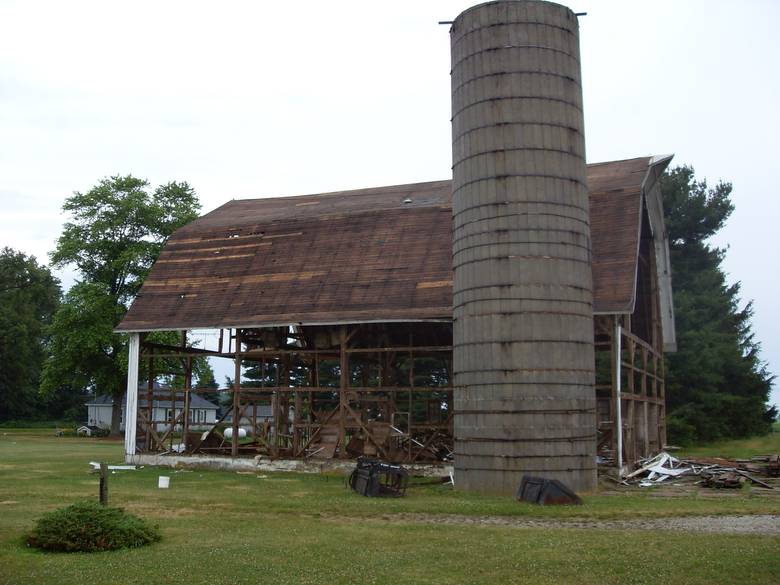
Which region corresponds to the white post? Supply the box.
[124,333,140,460]
[615,323,623,475]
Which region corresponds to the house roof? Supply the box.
[223,405,273,420]
[117,156,674,346]
[86,393,219,410]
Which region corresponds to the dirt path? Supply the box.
[381,513,780,535]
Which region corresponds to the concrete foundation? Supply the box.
[127,453,452,478]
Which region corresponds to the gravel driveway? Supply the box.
[385,513,780,535]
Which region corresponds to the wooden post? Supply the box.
[293,388,302,455]
[282,354,291,441]
[274,357,281,446]
[146,355,154,451]
[232,329,241,457]
[183,356,192,445]
[252,402,257,440]
[408,336,414,461]
[99,463,108,506]
[182,331,191,445]
[257,356,265,440]
[169,381,175,451]
[613,320,623,473]
[312,352,318,423]
[641,345,649,457]
[659,353,667,447]
[338,326,348,458]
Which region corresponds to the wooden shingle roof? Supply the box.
[588,156,653,313]
[118,157,666,332]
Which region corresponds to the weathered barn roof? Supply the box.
[118,156,674,346]
[589,156,657,313]
[119,181,453,331]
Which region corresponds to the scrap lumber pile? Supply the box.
[622,451,777,489]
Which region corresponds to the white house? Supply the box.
[86,386,219,431]
[223,405,274,428]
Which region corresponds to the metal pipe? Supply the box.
[615,322,623,474]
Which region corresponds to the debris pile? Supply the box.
[700,470,746,489]
[622,451,777,489]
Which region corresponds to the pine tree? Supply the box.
[661,166,776,443]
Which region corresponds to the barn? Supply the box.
[117,1,676,494]
[116,156,675,482]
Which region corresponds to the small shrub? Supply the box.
[26,501,160,552]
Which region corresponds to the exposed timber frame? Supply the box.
[125,322,455,466]
[124,314,665,473]
[594,314,666,472]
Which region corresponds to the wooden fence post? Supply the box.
[99,463,108,506]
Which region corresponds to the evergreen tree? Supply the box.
[661,166,776,443]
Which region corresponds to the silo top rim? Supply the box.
[452,0,579,26]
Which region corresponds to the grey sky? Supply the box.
[1,0,778,408]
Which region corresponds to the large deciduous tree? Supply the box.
[0,248,61,421]
[662,166,776,443]
[41,176,201,435]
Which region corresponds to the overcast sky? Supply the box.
[1,0,778,408]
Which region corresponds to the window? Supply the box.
[187,409,206,423]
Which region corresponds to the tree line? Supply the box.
[0,176,209,433]
[0,167,775,443]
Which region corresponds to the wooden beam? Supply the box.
[232,329,241,457]
[338,326,348,459]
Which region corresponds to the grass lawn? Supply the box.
[678,425,780,460]
[1,429,778,585]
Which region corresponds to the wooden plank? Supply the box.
[232,329,241,457]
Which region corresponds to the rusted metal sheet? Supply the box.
[118,161,652,332]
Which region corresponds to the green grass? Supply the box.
[678,428,780,460]
[1,429,778,585]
